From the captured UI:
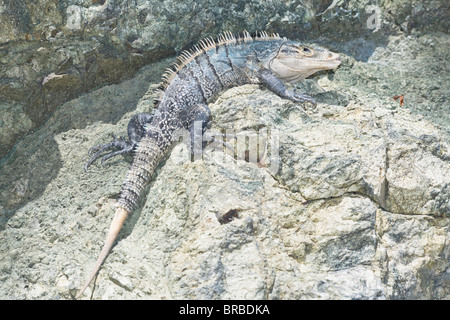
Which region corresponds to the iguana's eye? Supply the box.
[298,46,314,56]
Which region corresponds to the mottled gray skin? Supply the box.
[77,32,341,298]
[118,39,295,212]
[87,35,339,211]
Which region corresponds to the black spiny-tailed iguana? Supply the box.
[76,31,341,298]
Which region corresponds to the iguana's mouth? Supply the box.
[328,59,341,66]
[296,57,341,70]
[315,56,341,69]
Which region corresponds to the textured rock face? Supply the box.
[0,1,449,300]
[1,0,449,159]
[0,64,449,299]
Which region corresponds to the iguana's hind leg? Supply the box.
[84,134,130,171]
[84,113,154,171]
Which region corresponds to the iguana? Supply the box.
[76,31,341,298]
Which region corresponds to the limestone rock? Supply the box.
[1,0,448,159]
[1,71,448,299]
[0,0,449,301]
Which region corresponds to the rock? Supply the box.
[1,0,448,159]
[0,37,167,160]
[0,0,449,300]
[1,65,449,299]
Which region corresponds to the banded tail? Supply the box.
[76,136,167,298]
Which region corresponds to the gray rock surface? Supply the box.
[0,0,449,300]
[1,0,449,159]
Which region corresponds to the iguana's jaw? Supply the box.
[268,42,341,82]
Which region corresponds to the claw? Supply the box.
[84,152,102,172]
[84,134,134,172]
[100,146,134,167]
[83,161,91,173]
[84,141,115,171]
[292,91,317,107]
[88,143,106,157]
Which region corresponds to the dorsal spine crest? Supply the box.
[154,30,282,104]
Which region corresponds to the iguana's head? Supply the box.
[267,41,341,82]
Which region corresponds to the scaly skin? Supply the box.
[76,31,341,299]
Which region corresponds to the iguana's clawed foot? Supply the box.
[291,91,317,107]
[84,134,135,172]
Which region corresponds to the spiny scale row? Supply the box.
[156,30,282,101]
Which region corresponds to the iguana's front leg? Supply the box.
[180,103,236,159]
[257,69,317,106]
[179,103,212,158]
